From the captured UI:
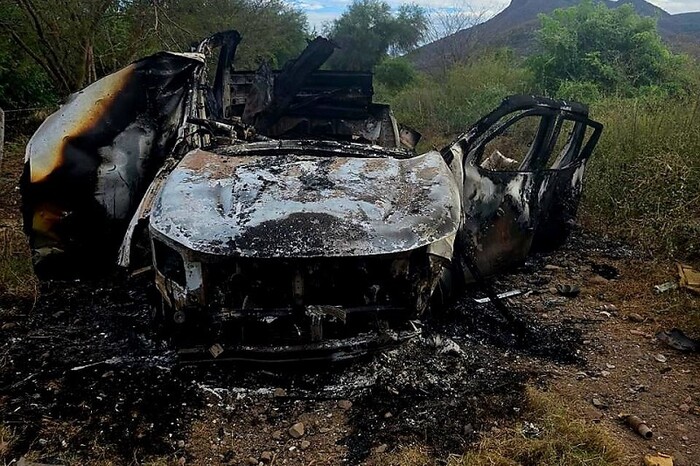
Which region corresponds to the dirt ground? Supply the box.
[1,141,699,466]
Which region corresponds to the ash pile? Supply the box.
[0,232,608,463]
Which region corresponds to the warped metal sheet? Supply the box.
[150,143,461,259]
[22,52,204,274]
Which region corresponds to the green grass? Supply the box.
[376,52,532,149]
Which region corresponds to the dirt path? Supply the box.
[541,247,700,466]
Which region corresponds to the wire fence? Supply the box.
[3,106,55,115]
[3,105,57,122]
[0,106,59,169]
[1,105,59,170]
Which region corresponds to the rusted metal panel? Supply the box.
[150,142,461,259]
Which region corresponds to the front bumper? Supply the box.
[168,302,423,362]
[152,241,445,362]
[176,323,421,363]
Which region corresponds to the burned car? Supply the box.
[21,31,602,361]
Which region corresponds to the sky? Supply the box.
[287,0,700,32]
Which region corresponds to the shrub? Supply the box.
[374,57,417,91]
[555,80,602,103]
[582,96,700,259]
[528,0,690,98]
[380,51,532,145]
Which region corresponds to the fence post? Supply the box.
[0,107,4,171]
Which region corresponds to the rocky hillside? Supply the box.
[410,0,700,71]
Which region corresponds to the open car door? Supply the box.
[441,95,603,280]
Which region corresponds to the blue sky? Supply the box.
[287,0,700,32]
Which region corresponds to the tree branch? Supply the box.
[14,0,73,90]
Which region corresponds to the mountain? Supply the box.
[409,0,700,71]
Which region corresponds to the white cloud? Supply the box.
[298,2,325,10]
[306,11,342,32]
[293,0,699,33]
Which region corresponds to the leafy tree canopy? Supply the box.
[528,0,689,98]
[0,0,309,107]
[326,0,427,71]
[374,56,417,91]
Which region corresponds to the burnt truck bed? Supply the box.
[229,70,374,117]
[21,31,602,362]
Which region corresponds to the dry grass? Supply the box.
[0,226,38,300]
[582,96,700,262]
[141,459,177,466]
[0,138,38,302]
[451,388,623,466]
[374,445,435,466]
[379,388,623,466]
[0,419,173,466]
[0,424,14,459]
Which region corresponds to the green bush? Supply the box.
[528,0,690,98]
[374,57,417,91]
[381,52,700,260]
[0,43,57,109]
[380,51,532,145]
[555,81,602,103]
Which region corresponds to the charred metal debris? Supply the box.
[21,30,603,362]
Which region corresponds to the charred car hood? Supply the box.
[149,147,461,258]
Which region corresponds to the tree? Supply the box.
[146,0,309,68]
[527,0,688,98]
[374,57,416,91]
[0,0,115,95]
[0,0,309,102]
[423,1,490,71]
[0,36,56,109]
[325,0,427,71]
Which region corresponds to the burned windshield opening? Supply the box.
[212,141,415,160]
